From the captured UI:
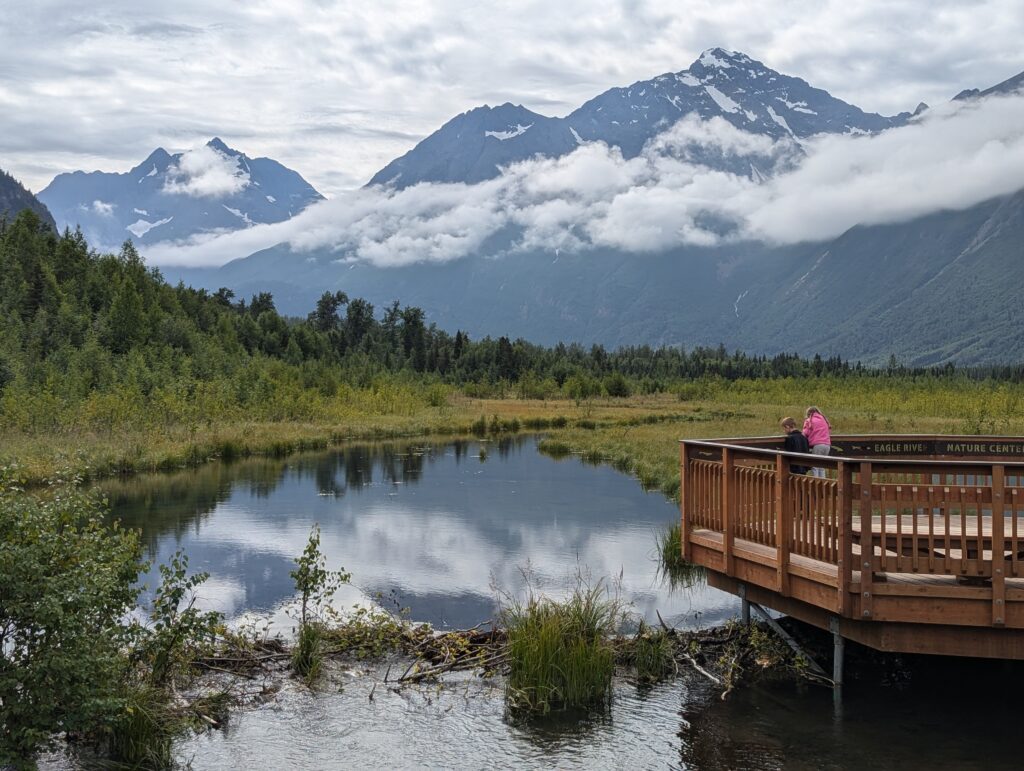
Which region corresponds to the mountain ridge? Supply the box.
[370,48,912,189]
[39,138,323,250]
[158,52,1024,365]
[0,168,56,231]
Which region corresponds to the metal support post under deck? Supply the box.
[830,616,844,689]
[739,583,750,626]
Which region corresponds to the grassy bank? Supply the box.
[7,375,1024,489]
[538,379,1024,503]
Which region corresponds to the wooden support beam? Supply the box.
[837,461,853,616]
[722,447,735,577]
[992,464,1006,627]
[680,442,691,562]
[859,461,874,619]
[775,454,791,596]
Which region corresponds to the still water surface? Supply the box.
[102,438,1024,770]
[105,437,733,630]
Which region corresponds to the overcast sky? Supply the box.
[2,0,1023,197]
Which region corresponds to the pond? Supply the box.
[104,436,733,631]
[96,437,1024,770]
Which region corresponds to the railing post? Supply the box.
[775,454,790,595]
[837,461,853,616]
[859,461,874,619]
[722,447,735,577]
[992,464,1006,627]
[680,442,691,562]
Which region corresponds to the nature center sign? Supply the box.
[831,439,1024,458]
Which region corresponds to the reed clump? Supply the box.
[502,582,622,715]
[625,623,677,683]
[657,522,706,590]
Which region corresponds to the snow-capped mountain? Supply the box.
[370,48,912,189]
[369,103,578,188]
[166,56,1024,366]
[39,138,322,250]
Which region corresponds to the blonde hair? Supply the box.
[781,417,797,431]
[805,406,821,418]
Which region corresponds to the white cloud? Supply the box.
[91,199,115,216]
[162,145,250,198]
[1,1,1022,196]
[143,92,1024,269]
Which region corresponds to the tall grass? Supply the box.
[502,582,621,715]
[657,522,706,590]
[106,683,174,768]
[292,622,325,681]
[627,624,677,683]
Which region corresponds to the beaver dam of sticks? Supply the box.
[184,588,828,736]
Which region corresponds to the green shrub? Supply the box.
[290,525,350,682]
[603,372,632,398]
[0,474,143,763]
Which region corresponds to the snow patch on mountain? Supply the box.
[126,216,172,238]
[699,49,733,69]
[776,96,816,114]
[705,85,740,113]
[766,105,794,135]
[485,123,533,141]
[222,205,253,225]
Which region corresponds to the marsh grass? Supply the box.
[292,622,325,681]
[626,624,677,683]
[106,683,175,769]
[657,523,706,590]
[502,581,622,715]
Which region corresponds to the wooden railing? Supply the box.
[680,435,1024,628]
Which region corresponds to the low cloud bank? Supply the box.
[145,93,1024,268]
[163,144,251,198]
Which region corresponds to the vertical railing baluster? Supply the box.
[722,447,734,577]
[776,454,790,595]
[838,461,853,615]
[993,464,1006,626]
[860,462,874,620]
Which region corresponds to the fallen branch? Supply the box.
[679,651,722,685]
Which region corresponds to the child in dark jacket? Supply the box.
[781,417,811,475]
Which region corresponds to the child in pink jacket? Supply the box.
[803,407,832,478]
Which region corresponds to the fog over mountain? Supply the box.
[139,51,1024,364]
[38,138,322,251]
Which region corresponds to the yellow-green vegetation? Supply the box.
[624,623,677,683]
[657,522,705,589]
[539,377,1024,504]
[290,525,350,683]
[502,582,622,715]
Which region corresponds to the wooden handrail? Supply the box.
[680,435,1024,633]
[683,435,1024,469]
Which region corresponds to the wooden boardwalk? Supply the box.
[680,434,1024,660]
